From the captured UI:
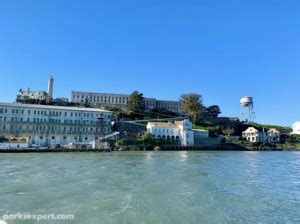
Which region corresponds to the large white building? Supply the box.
[71,91,183,114]
[292,121,300,135]
[147,119,195,146]
[242,127,280,143]
[0,102,112,148]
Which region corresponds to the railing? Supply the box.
[0,120,110,127]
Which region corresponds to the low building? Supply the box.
[147,119,194,146]
[16,76,54,102]
[242,127,280,143]
[54,97,69,104]
[71,91,183,114]
[193,129,209,145]
[267,128,280,143]
[17,89,47,101]
[0,137,29,149]
[242,127,263,143]
[292,121,300,135]
[0,102,112,148]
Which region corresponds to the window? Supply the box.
[52,136,55,140]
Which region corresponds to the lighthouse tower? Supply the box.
[47,75,54,101]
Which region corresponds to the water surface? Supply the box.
[0,152,299,224]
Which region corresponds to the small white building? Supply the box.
[0,137,29,149]
[17,89,47,101]
[16,76,54,102]
[242,127,280,143]
[292,121,300,135]
[242,127,265,143]
[267,128,280,143]
[147,119,194,146]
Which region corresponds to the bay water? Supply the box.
[0,151,299,224]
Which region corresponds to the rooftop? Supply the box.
[0,102,111,113]
[148,122,178,128]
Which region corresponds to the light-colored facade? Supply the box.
[71,91,183,113]
[17,89,47,101]
[147,119,194,146]
[292,121,300,135]
[242,127,280,143]
[267,128,280,143]
[0,102,112,148]
[242,127,265,143]
[47,75,54,100]
[16,76,55,102]
[0,137,29,149]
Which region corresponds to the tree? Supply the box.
[180,93,204,122]
[206,105,221,118]
[127,91,145,112]
[222,128,235,136]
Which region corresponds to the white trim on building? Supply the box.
[147,119,194,146]
[0,102,112,148]
[242,127,280,143]
[71,91,183,113]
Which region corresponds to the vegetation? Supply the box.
[180,93,205,123]
[205,105,221,118]
[114,131,179,151]
[127,91,145,113]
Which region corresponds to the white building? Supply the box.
[17,89,47,101]
[147,119,194,146]
[292,121,300,135]
[16,76,54,102]
[0,102,112,148]
[71,91,183,114]
[267,128,280,143]
[242,127,280,143]
[0,137,29,149]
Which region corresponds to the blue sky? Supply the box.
[0,0,299,126]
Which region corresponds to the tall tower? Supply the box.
[47,75,54,101]
[240,96,256,123]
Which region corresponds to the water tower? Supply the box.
[240,96,255,123]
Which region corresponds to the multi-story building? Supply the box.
[292,121,300,135]
[0,102,112,148]
[242,127,280,143]
[146,119,194,146]
[71,91,183,114]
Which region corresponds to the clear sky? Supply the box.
[0,0,299,126]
